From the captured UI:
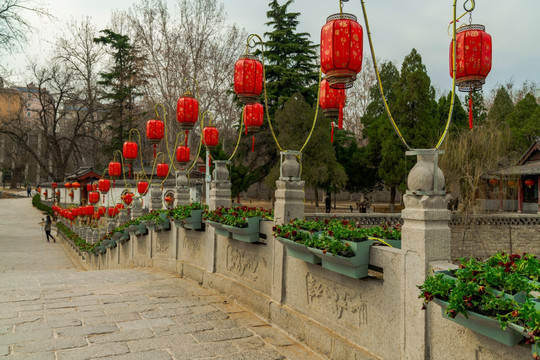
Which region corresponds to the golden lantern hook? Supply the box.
[201,111,213,127]
[154,103,166,119]
[245,34,263,55]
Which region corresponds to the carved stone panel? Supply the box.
[226,245,259,282]
[306,273,367,327]
[183,236,201,259]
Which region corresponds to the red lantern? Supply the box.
[65,182,72,189]
[86,184,92,192]
[203,127,219,149]
[507,180,517,187]
[164,196,173,205]
[137,181,149,195]
[85,205,94,216]
[51,182,58,189]
[108,161,121,178]
[176,95,199,130]
[320,78,346,129]
[488,179,499,186]
[146,119,164,158]
[98,179,110,193]
[176,146,190,166]
[122,193,133,205]
[116,203,125,210]
[320,13,363,89]
[55,191,60,197]
[450,24,492,92]
[88,191,99,204]
[72,182,81,189]
[525,179,535,188]
[107,207,118,217]
[234,55,263,104]
[157,163,169,178]
[98,206,106,217]
[244,103,264,133]
[122,141,138,164]
[43,191,48,197]
[69,191,74,198]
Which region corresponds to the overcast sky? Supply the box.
[3,0,539,96]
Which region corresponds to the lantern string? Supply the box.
[360,0,465,150]
[251,136,255,152]
[156,102,179,173]
[299,67,323,153]
[186,105,204,173]
[128,128,151,182]
[468,96,473,129]
[228,106,245,162]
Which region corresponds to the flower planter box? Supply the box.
[206,220,231,238]
[308,240,373,279]
[222,217,261,243]
[373,238,401,249]
[105,239,117,249]
[173,210,203,230]
[117,230,130,244]
[434,299,524,346]
[94,245,106,255]
[275,236,321,265]
[142,220,155,231]
[155,213,171,231]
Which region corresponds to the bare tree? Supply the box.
[0,0,50,54]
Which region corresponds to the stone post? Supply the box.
[150,184,163,211]
[401,150,451,360]
[208,160,231,210]
[176,170,190,206]
[272,151,305,303]
[131,197,142,219]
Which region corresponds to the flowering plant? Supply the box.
[168,203,206,221]
[272,223,312,243]
[204,206,273,228]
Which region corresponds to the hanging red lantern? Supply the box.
[43,191,48,197]
[244,103,263,133]
[507,180,517,187]
[146,119,164,158]
[69,191,74,198]
[157,163,169,178]
[65,182,72,189]
[116,203,125,210]
[51,182,58,189]
[450,24,492,93]
[107,207,119,217]
[137,181,149,195]
[98,206,106,217]
[176,95,199,130]
[320,78,346,129]
[98,179,110,193]
[108,161,121,178]
[122,141,138,163]
[176,146,190,166]
[320,13,363,89]
[164,196,173,205]
[55,191,60,197]
[88,191,99,204]
[524,179,535,188]
[122,192,134,205]
[85,205,95,216]
[86,184,92,191]
[203,126,219,149]
[234,55,263,104]
[488,178,499,186]
[72,182,81,189]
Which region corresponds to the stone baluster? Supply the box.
[208,160,231,210]
[176,170,190,206]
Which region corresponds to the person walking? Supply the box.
[27,185,32,197]
[325,195,331,213]
[44,215,55,243]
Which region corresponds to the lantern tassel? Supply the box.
[331,122,335,143]
[245,122,248,135]
[153,144,157,159]
[468,96,473,129]
[251,136,255,152]
[185,131,189,146]
[338,103,343,130]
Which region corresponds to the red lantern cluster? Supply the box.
[157,163,169,178]
[234,55,263,104]
[176,145,190,166]
[320,13,363,89]
[177,95,199,130]
[450,24,492,92]
[123,141,138,164]
[203,126,219,149]
[137,181,149,195]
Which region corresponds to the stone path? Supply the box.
[0,198,321,359]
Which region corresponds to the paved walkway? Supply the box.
[0,198,321,360]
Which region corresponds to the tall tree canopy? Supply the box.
[488,86,514,124]
[505,93,540,152]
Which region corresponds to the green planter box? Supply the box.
[155,213,171,231]
[275,236,321,265]
[106,239,117,249]
[509,323,539,357]
[173,210,203,230]
[223,217,261,243]
[308,240,373,279]
[374,238,401,249]
[434,299,524,346]
[206,220,231,238]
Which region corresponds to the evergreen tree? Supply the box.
[94,29,145,153]
[437,92,468,132]
[259,0,319,109]
[505,93,540,151]
[488,86,514,123]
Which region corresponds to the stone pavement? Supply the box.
[0,198,322,360]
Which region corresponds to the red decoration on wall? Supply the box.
[176,95,199,130]
[234,55,264,104]
[320,13,363,89]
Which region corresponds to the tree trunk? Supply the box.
[390,186,396,213]
[314,187,319,212]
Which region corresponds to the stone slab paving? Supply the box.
[0,198,322,359]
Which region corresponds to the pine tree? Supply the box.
[505,93,540,151]
[488,86,514,123]
[94,29,146,153]
[437,92,468,132]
